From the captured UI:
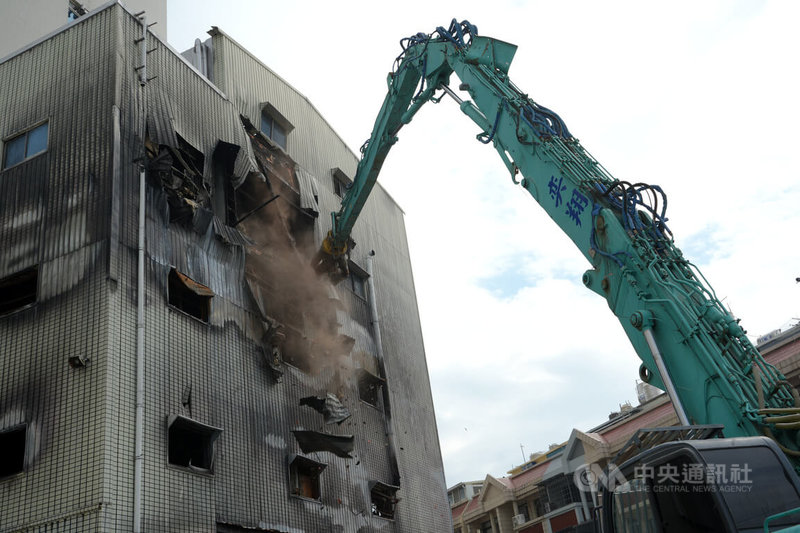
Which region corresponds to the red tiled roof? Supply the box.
[464,495,481,514]
[509,459,549,489]
[452,500,469,520]
[495,476,514,489]
[602,401,676,444]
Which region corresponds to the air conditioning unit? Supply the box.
[512,514,526,527]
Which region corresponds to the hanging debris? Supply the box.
[291,430,354,459]
[299,393,351,425]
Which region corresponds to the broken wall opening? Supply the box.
[357,368,384,408]
[0,266,38,316]
[370,481,399,520]
[168,268,213,322]
[0,425,27,478]
[167,415,222,472]
[145,134,209,225]
[238,116,349,377]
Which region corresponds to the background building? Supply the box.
[0,2,450,531]
[448,325,800,533]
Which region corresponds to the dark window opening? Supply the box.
[371,482,399,520]
[3,122,48,169]
[332,168,351,198]
[167,415,222,472]
[260,106,290,150]
[0,425,27,478]
[0,266,38,316]
[517,502,530,522]
[357,368,384,407]
[289,455,325,500]
[533,496,546,517]
[145,134,208,224]
[480,520,493,533]
[543,474,582,510]
[348,268,367,300]
[211,141,240,226]
[168,269,212,322]
[450,485,466,505]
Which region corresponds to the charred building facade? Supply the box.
[0,3,450,531]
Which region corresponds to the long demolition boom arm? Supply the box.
[316,20,800,468]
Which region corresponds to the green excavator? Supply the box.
[314,20,800,532]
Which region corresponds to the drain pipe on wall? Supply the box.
[133,12,148,533]
[133,164,146,532]
[366,251,401,485]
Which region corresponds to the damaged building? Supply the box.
[0,2,450,531]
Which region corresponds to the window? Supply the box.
[357,368,384,407]
[168,268,213,322]
[0,266,38,316]
[332,167,351,198]
[347,261,368,300]
[370,481,399,520]
[3,122,48,169]
[543,474,582,509]
[517,502,530,522]
[260,106,290,150]
[167,415,222,472]
[479,520,493,533]
[0,425,27,478]
[289,455,325,500]
[349,269,367,300]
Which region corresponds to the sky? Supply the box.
[167,0,800,487]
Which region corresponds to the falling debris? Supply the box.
[299,393,351,425]
[291,430,354,458]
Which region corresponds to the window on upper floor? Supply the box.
[3,122,48,170]
[517,502,530,522]
[289,455,325,500]
[370,481,399,520]
[348,265,367,301]
[168,268,213,323]
[357,368,384,408]
[167,415,222,473]
[450,485,466,504]
[332,167,351,198]
[260,104,292,151]
[0,425,27,479]
[0,266,38,316]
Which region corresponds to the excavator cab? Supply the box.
[600,437,800,532]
